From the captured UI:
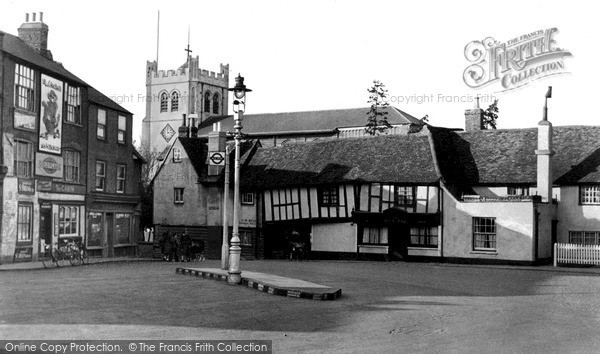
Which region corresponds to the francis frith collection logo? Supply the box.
[463,28,571,91]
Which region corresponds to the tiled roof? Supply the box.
[429,125,600,187]
[242,134,439,190]
[197,107,422,136]
[0,30,86,86]
[88,86,132,114]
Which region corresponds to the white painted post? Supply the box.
[553,243,557,267]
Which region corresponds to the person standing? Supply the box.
[180,229,192,262]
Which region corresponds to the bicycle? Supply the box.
[66,239,86,266]
[40,241,68,268]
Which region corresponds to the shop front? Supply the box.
[87,194,141,258]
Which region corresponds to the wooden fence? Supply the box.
[554,243,600,267]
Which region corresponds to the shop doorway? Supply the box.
[39,206,53,252]
[106,213,114,257]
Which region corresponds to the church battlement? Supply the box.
[146,59,229,86]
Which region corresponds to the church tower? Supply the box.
[141,57,229,155]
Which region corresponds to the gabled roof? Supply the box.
[242,134,439,190]
[177,137,258,184]
[429,125,600,188]
[197,107,422,136]
[0,30,86,86]
[88,86,132,114]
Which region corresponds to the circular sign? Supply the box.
[42,157,60,174]
[210,152,225,165]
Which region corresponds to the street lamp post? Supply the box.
[227,74,251,284]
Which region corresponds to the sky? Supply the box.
[1,1,597,143]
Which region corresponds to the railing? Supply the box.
[554,243,600,267]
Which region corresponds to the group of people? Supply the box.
[158,229,205,262]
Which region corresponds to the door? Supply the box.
[39,206,53,252]
[105,213,114,257]
[389,225,409,260]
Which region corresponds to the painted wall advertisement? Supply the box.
[35,152,63,178]
[39,74,63,155]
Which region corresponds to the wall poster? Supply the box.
[39,74,63,155]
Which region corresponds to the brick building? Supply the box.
[0,13,143,263]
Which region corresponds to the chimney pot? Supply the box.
[40,12,44,22]
[25,13,29,22]
[32,13,36,21]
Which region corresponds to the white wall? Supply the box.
[557,186,600,243]
[311,222,356,252]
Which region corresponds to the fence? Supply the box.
[554,243,600,267]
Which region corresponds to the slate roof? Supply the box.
[2,30,131,115]
[429,125,600,189]
[0,30,87,86]
[242,134,439,190]
[88,86,132,114]
[197,107,422,136]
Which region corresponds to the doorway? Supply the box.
[39,206,53,254]
[106,213,114,257]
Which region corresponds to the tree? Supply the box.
[482,99,499,129]
[135,141,163,228]
[365,80,392,135]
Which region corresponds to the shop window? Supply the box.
[115,213,132,244]
[59,206,79,236]
[88,212,103,247]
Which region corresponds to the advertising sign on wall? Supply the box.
[39,74,63,155]
[35,152,63,178]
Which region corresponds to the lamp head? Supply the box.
[228,74,252,100]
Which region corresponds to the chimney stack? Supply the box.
[189,114,199,138]
[464,96,484,131]
[178,114,189,138]
[535,86,554,202]
[18,12,52,59]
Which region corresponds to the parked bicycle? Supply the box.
[39,238,86,268]
[66,238,86,266]
[40,241,68,268]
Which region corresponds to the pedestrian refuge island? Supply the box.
[176,267,342,300]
